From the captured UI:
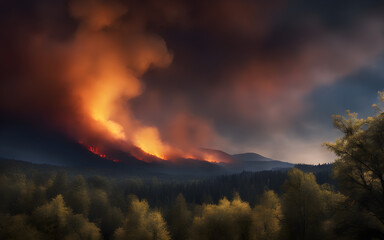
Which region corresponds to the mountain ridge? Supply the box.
[232,152,277,162]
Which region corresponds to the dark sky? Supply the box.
[1,0,384,163]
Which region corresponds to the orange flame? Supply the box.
[179,152,224,163]
[88,145,106,158]
[133,127,170,159]
[64,1,224,164]
[86,144,119,162]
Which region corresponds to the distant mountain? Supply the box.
[200,148,236,163]
[230,152,294,172]
[0,122,229,177]
[0,122,290,177]
[232,152,275,162]
[220,160,293,173]
[201,149,294,173]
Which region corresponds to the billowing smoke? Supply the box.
[0,0,211,162]
[1,0,384,164]
[66,0,176,159]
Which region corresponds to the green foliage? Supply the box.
[167,193,192,240]
[32,195,102,240]
[46,171,68,200]
[0,162,338,240]
[281,168,325,240]
[0,214,42,240]
[251,190,282,240]
[0,173,43,214]
[189,194,252,240]
[114,196,170,240]
[324,92,384,237]
[323,198,384,240]
[66,175,90,216]
[0,155,377,239]
[88,189,124,239]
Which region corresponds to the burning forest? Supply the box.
[1,0,384,239]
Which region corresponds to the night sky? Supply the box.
[1,0,384,164]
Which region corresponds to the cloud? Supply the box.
[216,17,384,134]
[1,0,384,163]
[0,0,176,160]
[135,2,384,159]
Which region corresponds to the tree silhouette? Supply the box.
[0,214,42,240]
[281,168,325,240]
[189,193,252,240]
[168,193,192,240]
[114,196,170,240]
[324,92,384,236]
[66,175,90,216]
[251,190,282,240]
[32,195,101,239]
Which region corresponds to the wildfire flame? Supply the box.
[87,145,106,158]
[133,127,170,159]
[85,144,119,162]
[52,0,227,164]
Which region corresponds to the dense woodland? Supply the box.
[0,162,381,240]
[2,95,384,239]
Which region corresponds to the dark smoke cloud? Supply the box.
[1,0,384,163]
[133,0,384,162]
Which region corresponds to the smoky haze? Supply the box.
[1,0,384,164]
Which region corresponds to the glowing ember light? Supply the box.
[92,116,127,141]
[1,0,237,168]
[202,153,220,163]
[90,104,127,141]
[133,127,170,160]
[63,5,206,162]
[88,145,106,158]
[86,144,119,162]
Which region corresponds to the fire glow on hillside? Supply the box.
[0,0,223,164]
[2,0,384,165]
